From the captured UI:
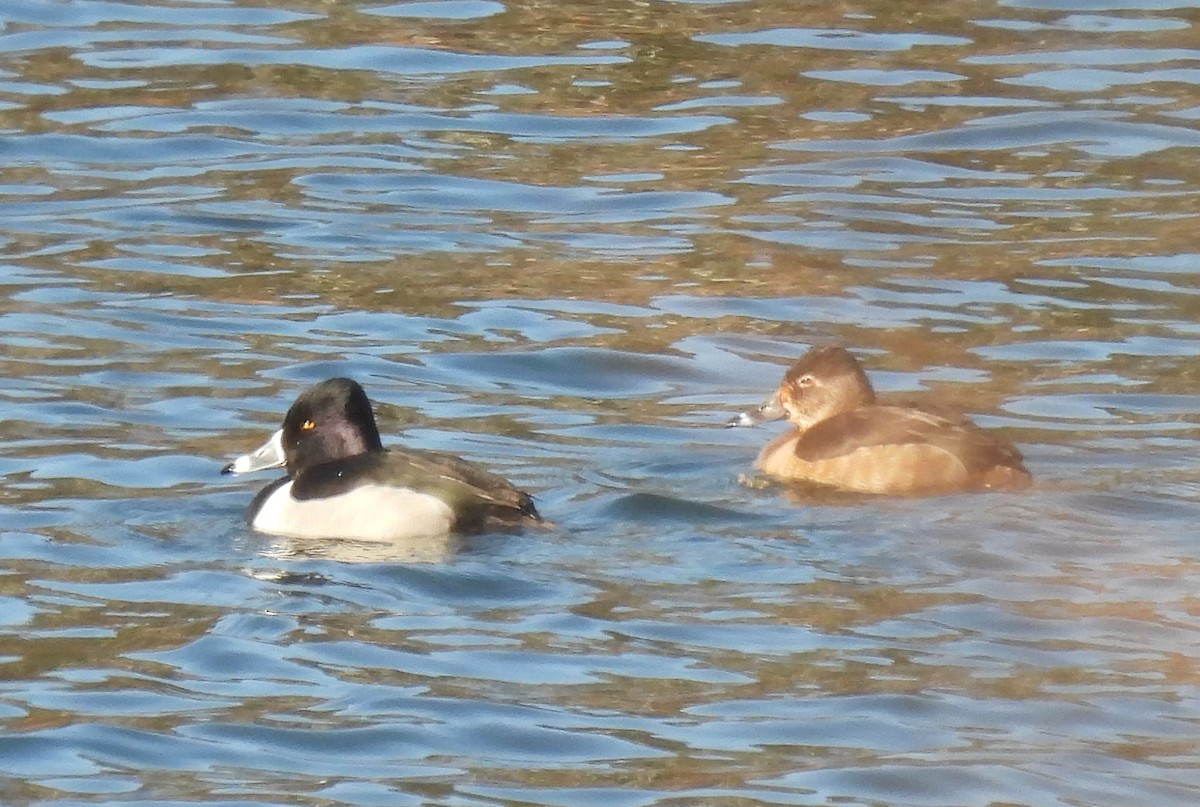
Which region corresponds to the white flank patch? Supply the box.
[251,481,455,542]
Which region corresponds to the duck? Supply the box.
[728,346,1031,496]
[222,378,543,541]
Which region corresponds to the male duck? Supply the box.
[728,346,1031,496]
[223,378,542,540]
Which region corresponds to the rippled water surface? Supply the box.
[3,0,1200,804]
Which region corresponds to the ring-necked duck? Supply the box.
[728,346,1031,496]
[223,378,542,541]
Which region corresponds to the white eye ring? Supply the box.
[797,374,815,387]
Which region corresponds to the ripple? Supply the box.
[79,45,630,74]
[3,1,1200,805]
[364,1,508,20]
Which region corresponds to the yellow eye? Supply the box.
[301,419,316,431]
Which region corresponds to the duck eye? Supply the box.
[301,419,316,431]
[797,374,815,388]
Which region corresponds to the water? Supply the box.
[2,0,1200,804]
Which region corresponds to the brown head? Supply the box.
[729,346,876,431]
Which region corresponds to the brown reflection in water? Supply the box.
[0,560,219,731]
[1,0,1193,404]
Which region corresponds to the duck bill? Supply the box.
[727,391,787,428]
[222,429,286,475]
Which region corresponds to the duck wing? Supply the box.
[291,448,541,530]
[385,448,540,519]
[795,406,1026,474]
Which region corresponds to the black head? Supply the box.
[280,378,384,475]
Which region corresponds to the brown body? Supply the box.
[733,347,1031,496]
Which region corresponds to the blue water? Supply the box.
[2,0,1200,805]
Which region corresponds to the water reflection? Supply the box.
[262,531,464,564]
[2,0,1200,805]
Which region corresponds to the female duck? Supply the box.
[223,378,542,540]
[729,346,1031,496]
